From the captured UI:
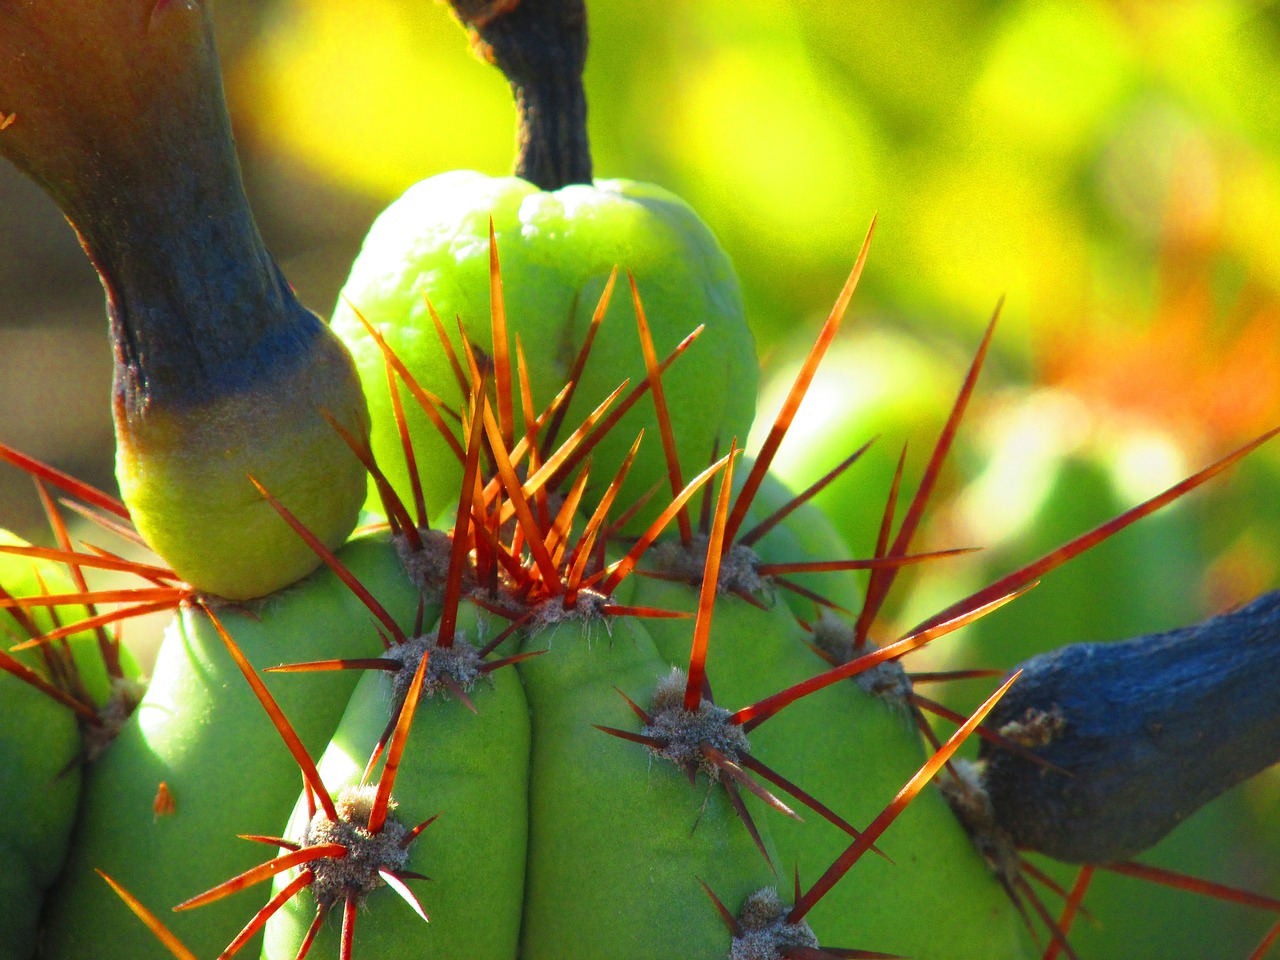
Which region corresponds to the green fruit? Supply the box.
[5,0,1275,956]
[0,0,374,604]
[114,327,372,602]
[331,171,758,530]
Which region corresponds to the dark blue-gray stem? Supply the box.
[0,1,321,418]
[63,16,321,418]
[980,590,1280,863]
[448,0,592,191]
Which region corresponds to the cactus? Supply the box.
[0,499,148,960]
[3,2,1280,960]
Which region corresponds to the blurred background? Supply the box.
[2,0,1280,955]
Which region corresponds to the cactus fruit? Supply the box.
[330,172,758,532]
[5,2,1280,959]
[0,0,370,601]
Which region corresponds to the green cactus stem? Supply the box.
[0,535,91,960]
[629,497,1032,959]
[516,606,780,960]
[0,0,368,600]
[334,0,755,534]
[0,522,150,960]
[262,601,530,959]
[39,532,420,960]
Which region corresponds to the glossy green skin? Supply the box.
[718,471,1029,955]
[634,575,1032,958]
[331,172,758,531]
[42,533,421,960]
[115,330,371,602]
[262,602,529,959]
[516,611,778,960]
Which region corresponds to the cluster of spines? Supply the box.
[82,225,998,957]
[4,224,1280,958]
[0,455,181,762]
[0,444,193,642]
